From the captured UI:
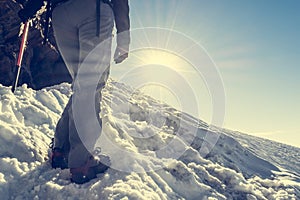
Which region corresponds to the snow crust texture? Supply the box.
[0,81,299,200]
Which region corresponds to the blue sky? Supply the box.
[112,1,300,147]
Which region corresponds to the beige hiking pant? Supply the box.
[51,0,114,168]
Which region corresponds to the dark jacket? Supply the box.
[20,0,130,37]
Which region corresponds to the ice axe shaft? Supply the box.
[12,21,29,93]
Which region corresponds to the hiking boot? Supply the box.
[70,155,110,184]
[49,139,68,169]
[51,148,68,169]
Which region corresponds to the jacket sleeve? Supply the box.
[111,0,130,46]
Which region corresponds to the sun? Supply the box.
[139,49,179,66]
[128,48,193,74]
[110,28,219,124]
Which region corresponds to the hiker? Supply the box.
[18,0,130,184]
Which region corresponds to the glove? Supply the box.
[114,44,129,64]
[18,9,30,23]
[17,1,44,23]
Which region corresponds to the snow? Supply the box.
[0,80,299,199]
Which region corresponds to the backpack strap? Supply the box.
[96,0,113,37]
[96,0,101,37]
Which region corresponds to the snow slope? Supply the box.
[0,80,299,200]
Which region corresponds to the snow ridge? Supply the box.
[0,81,299,199]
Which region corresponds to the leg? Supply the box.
[51,3,79,155]
[68,1,114,168]
[53,97,71,153]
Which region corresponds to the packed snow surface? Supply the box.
[0,80,299,199]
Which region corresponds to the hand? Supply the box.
[18,9,30,23]
[17,1,43,23]
[114,45,129,64]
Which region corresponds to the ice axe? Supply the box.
[12,21,30,93]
